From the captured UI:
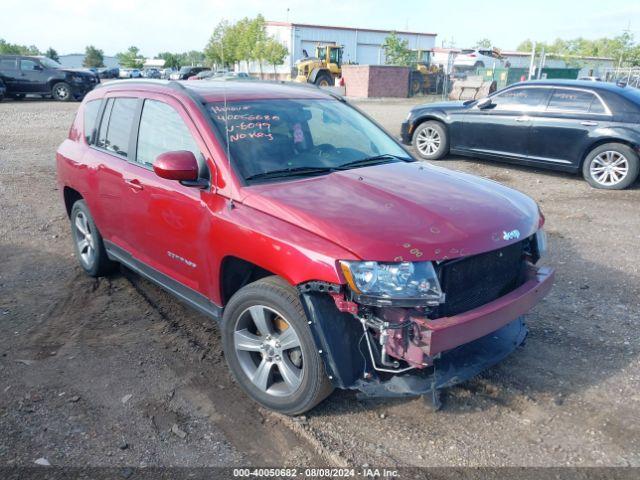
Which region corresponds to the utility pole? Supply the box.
[616,21,631,77]
[537,47,546,79]
[528,41,536,80]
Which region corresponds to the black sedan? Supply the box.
[401,80,640,189]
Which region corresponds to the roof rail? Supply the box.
[260,78,346,102]
[94,79,186,91]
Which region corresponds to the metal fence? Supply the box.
[603,67,640,88]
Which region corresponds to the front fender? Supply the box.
[208,201,358,305]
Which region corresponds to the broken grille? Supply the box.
[436,240,527,317]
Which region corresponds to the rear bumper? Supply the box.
[417,266,554,357]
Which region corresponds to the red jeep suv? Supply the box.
[56,80,554,414]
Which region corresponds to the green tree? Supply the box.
[475,38,492,49]
[116,46,144,69]
[179,50,205,66]
[44,47,59,62]
[83,45,105,68]
[517,33,640,66]
[0,39,39,55]
[204,20,238,68]
[263,38,288,76]
[382,32,412,66]
[157,52,181,69]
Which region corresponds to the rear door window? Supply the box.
[136,99,201,168]
[83,100,101,144]
[547,89,606,114]
[490,87,549,112]
[96,98,138,157]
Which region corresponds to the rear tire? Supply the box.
[412,120,449,160]
[70,200,118,277]
[582,143,639,190]
[222,276,334,415]
[52,82,72,102]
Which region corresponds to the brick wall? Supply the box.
[342,65,409,98]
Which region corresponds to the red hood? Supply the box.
[242,162,541,262]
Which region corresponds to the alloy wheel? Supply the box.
[590,151,629,186]
[55,85,69,100]
[416,127,441,156]
[73,211,96,268]
[233,305,304,397]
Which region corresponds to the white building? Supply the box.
[247,21,437,79]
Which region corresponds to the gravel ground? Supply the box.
[0,95,639,468]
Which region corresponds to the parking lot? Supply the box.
[0,96,639,467]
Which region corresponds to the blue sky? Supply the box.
[2,0,638,56]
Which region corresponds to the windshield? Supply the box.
[207,98,411,183]
[39,57,62,69]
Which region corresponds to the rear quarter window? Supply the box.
[0,58,17,70]
[83,100,102,144]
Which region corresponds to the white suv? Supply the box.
[453,48,504,74]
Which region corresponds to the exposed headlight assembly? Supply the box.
[339,260,445,307]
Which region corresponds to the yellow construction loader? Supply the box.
[409,49,444,95]
[294,45,343,86]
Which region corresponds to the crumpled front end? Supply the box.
[299,234,554,398]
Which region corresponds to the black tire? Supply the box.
[70,200,118,277]
[582,143,640,190]
[412,120,449,160]
[410,72,424,96]
[51,82,72,102]
[314,72,333,87]
[222,276,334,415]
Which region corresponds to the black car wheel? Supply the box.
[412,121,449,160]
[582,143,640,190]
[52,82,72,102]
[222,276,333,415]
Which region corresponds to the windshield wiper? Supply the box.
[335,154,414,170]
[244,166,335,181]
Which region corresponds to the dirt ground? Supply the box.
[0,95,639,469]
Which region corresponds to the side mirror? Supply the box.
[476,97,493,109]
[153,150,207,188]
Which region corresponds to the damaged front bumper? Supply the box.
[300,266,554,398]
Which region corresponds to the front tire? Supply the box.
[314,72,332,87]
[70,200,117,276]
[412,120,449,160]
[222,276,333,415]
[582,143,639,190]
[52,82,72,102]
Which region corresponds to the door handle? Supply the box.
[581,121,598,126]
[516,116,529,122]
[124,178,143,191]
